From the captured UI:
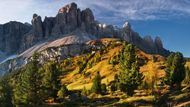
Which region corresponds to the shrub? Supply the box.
[101,84,107,94]
[57,85,69,99]
[91,71,102,94]
[110,81,117,92]
[164,52,186,89]
[81,87,89,96]
[183,67,190,85]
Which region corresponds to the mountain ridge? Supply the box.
[0,2,169,56]
[0,2,170,75]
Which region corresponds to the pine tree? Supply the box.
[91,71,102,94]
[0,79,13,107]
[42,62,60,99]
[118,43,144,96]
[13,53,42,106]
[165,52,186,89]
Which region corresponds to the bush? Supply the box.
[81,87,89,96]
[109,55,119,66]
[101,84,107,94]
[91,71,102,94]
[57,85,69,99]
[139,81,149,90]
[183,67,190,85]
[110,81,117,92]
[110,74,119,92]
[164,52,185,89]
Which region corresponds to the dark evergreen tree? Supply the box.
[13,53,42,106]
[118,43,144,96]
[91,71,102,94]
[165,52,186,89]
[0,79,13,107]
[110,74,119,92]
[42,62,60,100]
[101,84,107,94]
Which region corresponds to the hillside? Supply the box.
[0,38,189,107]
[3,38,167,106]
[58,38,166,91]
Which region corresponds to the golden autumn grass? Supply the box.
[52,38,190,106]
[60,38,166,91]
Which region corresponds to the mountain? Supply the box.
[0,2,169,75]
[1,2,190,107]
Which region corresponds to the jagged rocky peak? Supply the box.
[47,2,96,36]
[57,2,95,25]
[43,16,55,37]
[81,8,95,23]
[144,36,154,44]
[31,13,43,38]
[123,21,131,29]
[58,2,77,13]
[155,36,163,49]
[0,2,169,59]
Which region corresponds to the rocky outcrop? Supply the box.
[31,14,43,40]
[43,2,96,37]
[0,2,169,59]
[155,36,163,50]
[43,17,55,38]
[0,21,31,54]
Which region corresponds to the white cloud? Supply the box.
[0,0,190,24]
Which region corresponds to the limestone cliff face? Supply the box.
[0,21,31,54]
[0,2,169,57]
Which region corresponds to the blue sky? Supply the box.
[0,0,190,56]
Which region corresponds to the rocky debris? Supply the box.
[20,32,94,58]
[0,56,24,75]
